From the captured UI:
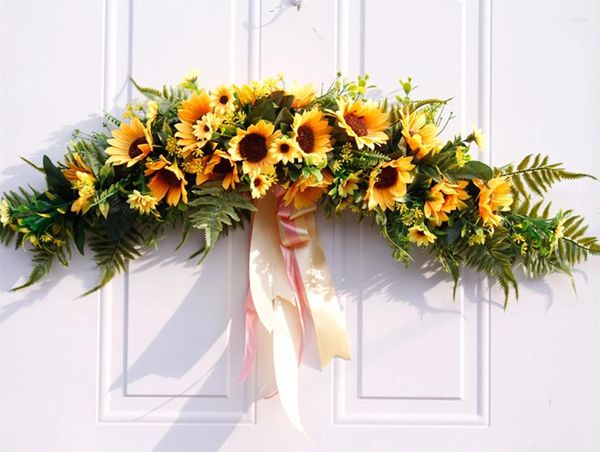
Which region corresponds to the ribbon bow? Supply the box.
[239,187,352,432]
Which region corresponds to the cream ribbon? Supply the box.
[240,189,352,431]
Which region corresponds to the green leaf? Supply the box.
[74,218,86,255]
[43,155,72,198]
[453,161,493,181]
[11,248,54,291]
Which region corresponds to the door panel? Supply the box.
[1,0,598,451]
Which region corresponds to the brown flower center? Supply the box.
[374,166,398,189]
[239,133,267,162]
[213,158,233,175]
[296,125,315,153]
[344,114,368,137]
[219,95,229,105]
[279,143,290,153]
[253,178,263,187]
[128,137,147,158]
[158,169,180,187]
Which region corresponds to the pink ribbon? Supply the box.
[239,188,311,382]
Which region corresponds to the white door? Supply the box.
[1,0,599,451]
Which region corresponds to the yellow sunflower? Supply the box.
[127,190,159,215]
[234,83,257,107]
[144,156,188,206]
[228,120,280,174]
[283,171,333,209]
[291,108,332,164]
[408,225,437,247]
[270,136,303,165]
[192,112,222,143]
[211,85,235,114]
[174,91,212,157]
[472,127,486,150]
[424,180,470,226]
[401,111,440,159]
[335,173,361,198]
[195,150,240,190]
[365,157,415,211]
[473,176,513,227]
[63,153,96,214]
[288,82,316,109]
[250,171,277,199]
[333,99,389,150]
[106,117,154,167]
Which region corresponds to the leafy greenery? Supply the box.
[187,184,256,262]
[0,73,596,305]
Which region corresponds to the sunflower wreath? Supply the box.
[2,72,599,429]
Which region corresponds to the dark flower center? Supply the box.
[344,114,368,137]
[128,137,147,158]
[374,166,398,189]
[213,158,233,175]
[253,178,263,187]
[158,169,180,187]
[219,95,229,105]
[279,143,290,153]
[239,133,267,162]
[296,125,315,153]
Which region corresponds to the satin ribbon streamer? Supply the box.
[239,187,352,431]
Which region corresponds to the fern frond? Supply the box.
[187,185,256,262]
[82,227,144,296]
[130,77,162,98]
[11,248,54,291]
[500,154,594,197]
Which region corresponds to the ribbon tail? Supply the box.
[239,291,258,383]
[272,296,305,435]
[295,213,352,368]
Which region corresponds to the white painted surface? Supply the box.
[0,0,599,451]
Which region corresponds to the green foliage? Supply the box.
[83,226,145,296]
[187,184,256,262]
[501,154,594,198]
[11,248,55,291]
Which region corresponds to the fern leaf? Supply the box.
[187,185,256,262]
[11,248,54,291]
[81,227,144,296]
[501,153,595,197]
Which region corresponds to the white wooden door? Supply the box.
[1,0,599,451]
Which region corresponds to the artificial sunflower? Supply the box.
[401,111,440,159]
[288,82,316,109]
[250,171,277,199]
[408,225,437,247]
[291,109,332,163]
[192,112,222,143]
[335,173,361,198]
[473,176,513,227]
[195,150,240,190]
[424,180,470,226]
[174,91,212,157]
[365,157,415,211]
[283,172,333,209]
[144,156,188,206]
[228,120,280,174]
[211,85,235,114]
[0,199,10,226]
[106,117,154,167]
[472,127,486,150]
[333,99,389,150]
[127,190,159,215]
[270,136,303,164]
[63,153,97,214]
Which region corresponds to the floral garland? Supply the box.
[1,72,598,429]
